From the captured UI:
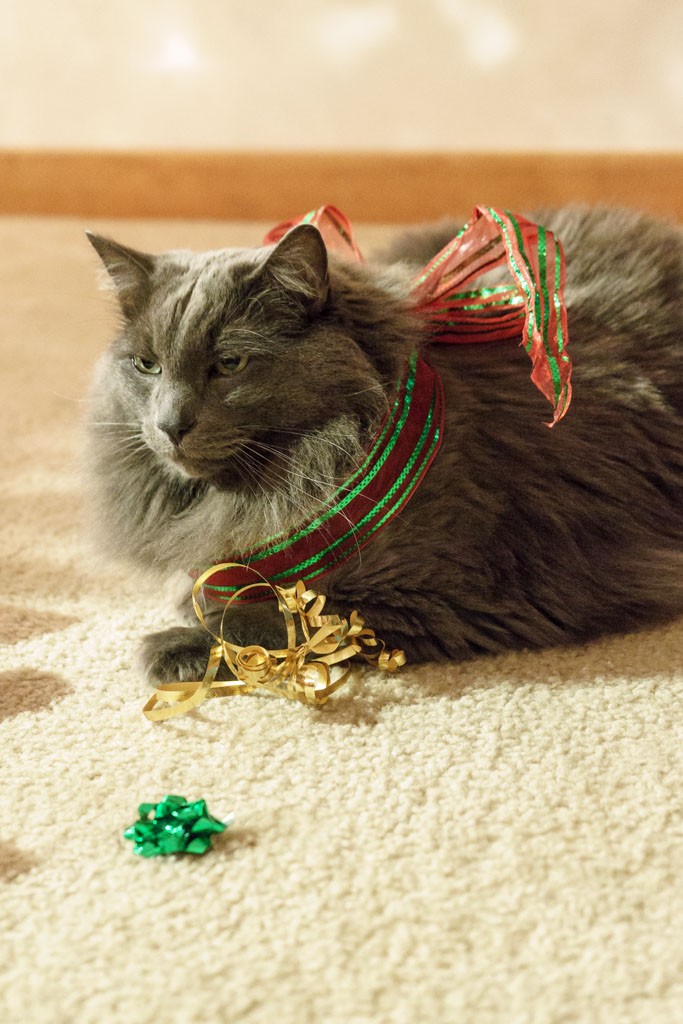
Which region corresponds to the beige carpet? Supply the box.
[2,216,682,1024]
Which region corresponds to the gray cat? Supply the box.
[86,206,683,683]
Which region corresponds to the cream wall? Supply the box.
[3,0,682,150]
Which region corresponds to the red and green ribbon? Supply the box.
[411,205,571,423]
[196,351,443,604]
[197,205,572,602]
[266,203,572,424]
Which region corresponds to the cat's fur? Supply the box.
[86,206,683,682]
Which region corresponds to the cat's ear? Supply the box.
[86,232,155,319]
[263,224,329,315]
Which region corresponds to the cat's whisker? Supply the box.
[230,447,282,516]
[237,446,354,553]
[237,442,327,509]
[240,453,317,510]
[243,439,347,490]
[260,442,403,546]
[243,442,384,547]
[91,422,145,436]
[102,439,147,453]
[101,434,147,451]
[98,430,149,459]
[95,434,148,454]
[240,425,362,461]
[244,431,364,476]
[99,429,145,444]
[231,470,308,543]
[340,384,387,399]
[237,432,373,560]
[107,446,149,467]
[241,443,335,501]
[92,425,147,442]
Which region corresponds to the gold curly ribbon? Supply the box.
[143,563,406,721]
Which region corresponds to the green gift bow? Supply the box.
[124,794,232,857]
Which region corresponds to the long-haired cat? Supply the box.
[86,206,682,682]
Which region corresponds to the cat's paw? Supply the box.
[138,626,215,684]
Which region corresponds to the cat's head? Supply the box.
[88,225,418,502]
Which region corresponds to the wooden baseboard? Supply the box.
[0,150,680,222]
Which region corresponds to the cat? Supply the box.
[86,205,683,683]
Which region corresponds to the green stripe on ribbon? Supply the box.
[278,398,437,579]
[553,238,566,355]
[449,285,521,301]
[298,427,442,585]
[486,209,536,352]
[412,222,469,289]
[204,396,439,595]
[535,226,562,402]
[242,352,417,561]
[490,209,563,404]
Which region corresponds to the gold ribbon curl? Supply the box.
[143,563,406,721]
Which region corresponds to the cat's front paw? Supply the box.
[138,626,215,684]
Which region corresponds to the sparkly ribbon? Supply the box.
[196,204,571,606]
[266,203,571,424]
[411,205,572,423]
[196,351,443,604]
[263,204,364,261]
[143,563,406,721]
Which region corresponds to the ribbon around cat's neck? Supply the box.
[265,204,572,424]
[194,204,573,606]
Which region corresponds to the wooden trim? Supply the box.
[1,150,681,222]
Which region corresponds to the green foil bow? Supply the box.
[124,794,232,856]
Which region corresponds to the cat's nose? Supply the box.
[157,417,196,447]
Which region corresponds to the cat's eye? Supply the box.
[216,354,249,376]
[131,355,162,375]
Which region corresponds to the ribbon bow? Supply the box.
[143,563,406,721]
[265,204,572,425]
[123,795,231,856]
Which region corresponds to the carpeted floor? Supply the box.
[1,216,682,1024]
